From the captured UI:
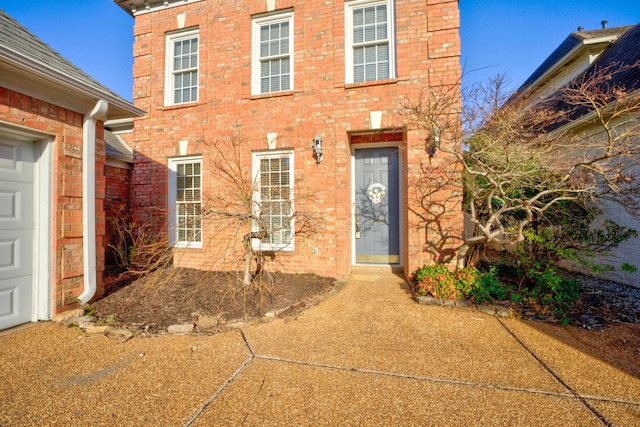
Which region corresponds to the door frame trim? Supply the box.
[350,143,403,266]
[33,138,52,321]
[0,122,53,322]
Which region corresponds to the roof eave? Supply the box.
[0,46,145,120]
[105,118,135,133]
[549,91,640,137]
[107,151,134,163]
[521,34,620,98]
[113,1,135,17]
[113,0,204,17]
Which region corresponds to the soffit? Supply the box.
[114,0,204,16]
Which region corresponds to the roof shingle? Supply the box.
[0,8,128,102]
[520,25,635,90]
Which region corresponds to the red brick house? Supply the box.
[0,10,144,331]
[115,0,463,281]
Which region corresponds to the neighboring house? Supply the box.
[0,10,145,331]
[114,0,463,282]
[513,22,640,288]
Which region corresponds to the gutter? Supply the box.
[78,100,109,305]
[0,45,145,119]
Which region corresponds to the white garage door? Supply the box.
[0,134,34,331]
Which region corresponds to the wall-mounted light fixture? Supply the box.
[312,135,324,163]
[427,125,440,157]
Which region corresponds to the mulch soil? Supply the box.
[93,268,338,333]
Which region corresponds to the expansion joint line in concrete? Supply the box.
[254,354,583,400]
[497,318,613,427]
[184,327,635,426]
[183,331,256,427]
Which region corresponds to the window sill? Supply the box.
[256,248,295,253]
[160,101,202,111]
[173,243,203,251]
[251,242,295,252]
[250,90,295,100]
[344,78,398,90]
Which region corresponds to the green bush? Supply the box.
[413,264,460,300]
[467,267,507,304]
[525,267,581,316]
[412,265,505,303]
[412,263,580,320]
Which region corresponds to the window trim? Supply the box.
[344,0,396,84]
[251,150,295,252]
[251,10,295,96]
[164,28,200,106]
[168,155,203,249]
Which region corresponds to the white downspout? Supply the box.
[78,100,108,304]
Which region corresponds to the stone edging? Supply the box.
[53,282,346,338]
[55,313,267,339]
[414,295,513,318]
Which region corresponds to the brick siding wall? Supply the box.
[131,0,463,280]
[104,164,132,267]
[0,87,106,313]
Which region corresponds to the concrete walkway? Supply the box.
[1,267,639,426]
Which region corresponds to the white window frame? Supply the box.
[168,156,203,248]
[251,11,294,95]
[165,28,199,106]
[251,150,295,251]
[344,0,396,84]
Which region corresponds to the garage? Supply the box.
[0,131,35,331]
[1,9,145,329]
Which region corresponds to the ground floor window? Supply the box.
[252,150,294,251]
[168,156,202,248]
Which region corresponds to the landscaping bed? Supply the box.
[414,270,640,327]
[92,266,638,335]
[91,268,338,333]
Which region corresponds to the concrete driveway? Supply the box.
[1,267,639,426]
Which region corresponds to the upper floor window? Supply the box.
[168,156,202,248]
[345,0,395,84]
[252,11,294,95]
[165,28,199,105]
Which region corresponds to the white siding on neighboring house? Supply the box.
[558,119,640,289]
[513,23,640,289]
[531,49,605,102]
[561,198,640,288]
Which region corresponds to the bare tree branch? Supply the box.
[401,64,640,269]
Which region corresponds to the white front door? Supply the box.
[0,134,35,331]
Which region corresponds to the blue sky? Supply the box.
[0,0,134,99]
[461,1,640,91]
[1,0,639,101]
